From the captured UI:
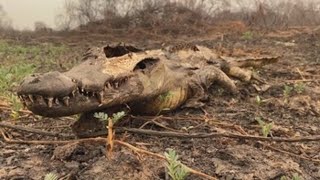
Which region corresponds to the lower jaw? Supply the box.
[26,101,102,117]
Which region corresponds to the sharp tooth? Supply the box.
[55,98,60,105]
[28,95,34,103]
[97,91,104,104]
[63,97,70,106]
[78,87,84,94]
[47,97,53,108]
[115,82,119,88]
[72,90,76,97]
[105,83,110,89]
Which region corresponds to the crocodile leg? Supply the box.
[183,66,237,108]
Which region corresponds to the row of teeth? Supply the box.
[18,77,129,108]
[104,77,129,89]
[77,77,129,98]
[19,95,71,108]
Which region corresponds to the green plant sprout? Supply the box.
[44,172,58,180]
[280,173,302,180]
[242,31,253,40]
[256,95,262,106]
[165,149,190,180]
[293,82,305,94]
[94,111,126,124]
[255,117,273,137]
[283,85,294,103]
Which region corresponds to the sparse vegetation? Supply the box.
[94,111,126,125]
[44,172,58,180]
[165,149,190,180]
[0,41,67,118]
[280,173,302,180]
[255,95,262,106]
[53,0,320,35]
[283,85,294,103]
[94,111,126,158]
[293,82,305,94]
[283,83,306,103]
[242,31,254,40]
[255,117,273,137]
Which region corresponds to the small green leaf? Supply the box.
[94,112,108,121]
[256,95,262,106]
[112,111,126,123]
[165,149,189,180]
[256,117,273,137]
[44,172,58,180]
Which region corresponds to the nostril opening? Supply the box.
[103,44,142,58]
[30,78,40,84]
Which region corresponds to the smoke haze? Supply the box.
[0,0,64,30]
[0,0,320,30]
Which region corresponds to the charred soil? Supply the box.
[0,27,320,180]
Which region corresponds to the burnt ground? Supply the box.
[0,28,320,180]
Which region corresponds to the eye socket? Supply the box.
[136,62,146,69]
[133,58,159,72]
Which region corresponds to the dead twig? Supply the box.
[227,124,320,163]
[0,103,33,115]
[0,128,79,145]
[0,122,75,138]
[139,116,179,132]
[265,143,320,163]
[139,116,162,129]
[131,115,206,122]
[296,68,306,80]
[284,79,318,83]
[120,128,320,143]
[1,122,319,143]
[0,129,216,180]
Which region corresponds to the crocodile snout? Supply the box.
[17,71,76,97]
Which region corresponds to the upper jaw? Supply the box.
[17,71,138,117]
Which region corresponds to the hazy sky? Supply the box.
[0,0,65,30]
